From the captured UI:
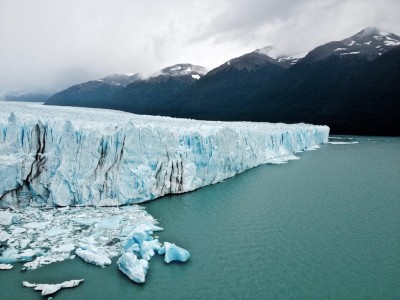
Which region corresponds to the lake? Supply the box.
[1,136,399,299]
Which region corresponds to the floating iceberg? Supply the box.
[162,242,190,263]
[117,223,190,283]
[23,279,84,296]
[117,223,162,283]
[122,223,162,260]
[0,102,329,207]
[75,248,111,267]
[117,253,149,283]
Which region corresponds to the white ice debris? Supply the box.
[0,205,156,269]
[0,102,329,208]
[328,137,359,145]
[0,210,20,225]
[328,141,359,145]
[75,248,112,267]
[23,279,84,296]
[23,256,66,270]
[266,155,300,165]
[304,145,320,151]
[0,263,13,270]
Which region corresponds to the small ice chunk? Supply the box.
[0,247,19,263]
[266,155,300,165]
[97,215,124,230]
[328,141,359,145]
[304,145,320,151]
[75,248,111,267]
[52,244,75,253]
[12,227,27,235]
[0,210,11,225]
[23,279,84,296]
[122,223,162,260]
[70,217,100,226]
[157,246,165,255]
[19,238,30,249]
[141,239,162,261]
[163,242,190,263]
[117,253,149,283]
[0,230,11,242]
[44,228,69,236]
[0,263,13,270]
[19,249,35,262]
[23,221,50,229]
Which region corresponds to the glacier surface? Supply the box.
[0,102,329,207]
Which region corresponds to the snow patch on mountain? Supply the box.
[304,27,400,63]
[150,64,208,79]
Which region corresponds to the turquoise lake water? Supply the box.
[1,137,399,299]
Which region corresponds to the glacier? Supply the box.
[0,102,329,207]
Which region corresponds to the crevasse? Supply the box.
[0,102,329,207]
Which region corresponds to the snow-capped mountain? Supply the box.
[209,46,301,75]
[44,27,400,135]
[148,27,400,135]
[303,27,400,63]
[150,64,208,80]
[254,46,305,66]
[105,64,209,114]
[101,73,142,86]
[46,73,141,107]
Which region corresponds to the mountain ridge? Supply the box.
[45,27,400,135]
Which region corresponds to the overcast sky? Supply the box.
[0,0,399,94]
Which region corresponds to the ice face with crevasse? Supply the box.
[0,102,329,207]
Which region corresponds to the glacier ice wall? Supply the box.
[0,102,329,207]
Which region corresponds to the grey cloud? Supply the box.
[0,0,399,94]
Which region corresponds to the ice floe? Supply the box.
[0,263,13,270]
[23,279,84,296]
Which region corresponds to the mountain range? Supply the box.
[45,27,400,135]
